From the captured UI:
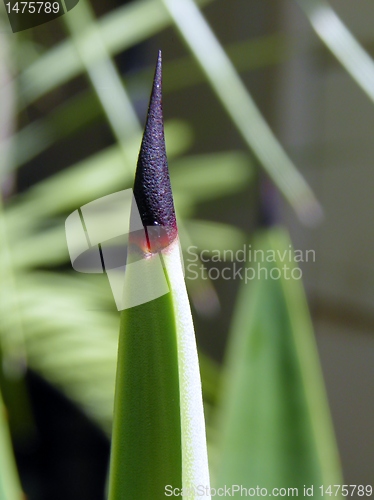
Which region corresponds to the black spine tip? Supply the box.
[133,51,177,248]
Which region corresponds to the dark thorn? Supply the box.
[133,50,178,251]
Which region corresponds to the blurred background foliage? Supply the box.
[0,0,373,498]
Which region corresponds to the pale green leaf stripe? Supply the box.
[18,0,213,106]
[161,0,322,225]
[0,391,23,500]
[162,240,211,498]
[297,0,374,104]
[213,228,342,494]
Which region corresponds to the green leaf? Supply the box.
[10,33,291,170]
[62,0,141,151]
[183,219,246,254]
[9,89,101,168]
[108,240,210,499]
[14,272,118,433]
[18,0,214,106]
[172,151,253,211]
[213,228,342,493]
[109,293,182,498]
[6,119,193,239]
[297,0,374,104]
[162,243,211,495]
[0,390,23,500]
[157,33,293,93]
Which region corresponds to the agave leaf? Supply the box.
[163,242,211,496]
[108,238,211,499]
[108,259,183,498]
[213,228,342,493]
[108,52,210,499]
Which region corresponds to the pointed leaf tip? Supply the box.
[133,51,177,252]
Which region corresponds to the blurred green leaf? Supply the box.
[0,390,23,500]
[7,119,193,239]
[63,0,141,155]
[297,0,374,104]
[172,151,253,212]
[11,223,68,270]
[14,272,117,433]
[129,33,294,95]
[18,0,214,106]
[9,89,101,169]
[213,228,342,493]
[10,33,291,170]
[184,219,246,254]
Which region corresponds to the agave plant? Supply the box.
[2,0,373,496]
[107,52,210,499]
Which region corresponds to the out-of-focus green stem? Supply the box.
[63,0,141,170]
[297,0,374,104]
